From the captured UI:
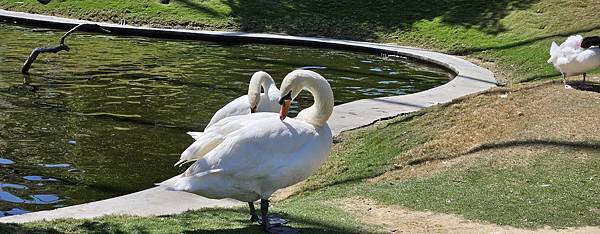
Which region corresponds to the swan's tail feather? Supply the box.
[179,133,224,162]
[157,169,222,192]
[187,132,203,140]
[174,158,188,167]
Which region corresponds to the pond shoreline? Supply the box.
[0,9,496,223]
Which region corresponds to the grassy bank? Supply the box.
[1,0,600,233]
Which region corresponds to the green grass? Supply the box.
[0,200,371,233]
[363,152,600,228]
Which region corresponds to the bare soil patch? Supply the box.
[337,197,600,234]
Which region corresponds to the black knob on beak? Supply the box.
[278,92,292,105]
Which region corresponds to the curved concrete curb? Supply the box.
[0,9,496,223]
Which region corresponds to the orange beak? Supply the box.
[279,100,291,120]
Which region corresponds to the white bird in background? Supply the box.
[160,70,334,231]
[547,35,600,88]
[186,71,280,142]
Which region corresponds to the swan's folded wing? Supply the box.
[182,114,325,180]
[575,48,600,64]
[176,113,272,167]
[206,95,250,128]
[176,131,224,167]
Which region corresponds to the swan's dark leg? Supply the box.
[563,73,573,89]
[249,202,259,222]
[583,73,587,82]
[257,199,290,233]
[260,199,270,230]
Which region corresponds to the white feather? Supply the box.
[548,35,600,76]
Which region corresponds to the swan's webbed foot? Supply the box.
[256,215,289,227]
[563,74,573,89]
[265,226,299,234]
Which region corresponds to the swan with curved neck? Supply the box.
[204,71,280,128]
[278,69,334,127]
[160,70,334,231]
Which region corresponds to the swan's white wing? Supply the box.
[206,95,250,128]
[561,35,583,50]
[177,110,269,166]
[573,48,600,71]
[171,113,331,193]
[184,86,281,163]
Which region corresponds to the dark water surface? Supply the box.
[0,23,453,216]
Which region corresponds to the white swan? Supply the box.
[548,35,600,88]
[160,70,334,230]
[208,71,281,127]
[185,71,280,142]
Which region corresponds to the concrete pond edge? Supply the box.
[0,9,496,223]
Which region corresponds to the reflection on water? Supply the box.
[0,23,454,216]
[0,158,14,165]
[22,175,60,182]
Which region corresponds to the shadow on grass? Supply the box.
[0,208,361,234]
[451,25,600,55]
[519,72,562,83]
[172,0,223,17]
[570,81,600,93]
[213,0,539,40]
[465,139,600,155]
[0,223,63,234]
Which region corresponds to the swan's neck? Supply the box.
[297,77,334,128]
[261,76,276,94]
[248,72,275,103]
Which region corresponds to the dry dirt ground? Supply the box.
[337,197,600,234]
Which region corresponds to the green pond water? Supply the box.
[0,23,453,216]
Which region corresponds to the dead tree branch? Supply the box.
[21,23,111,75]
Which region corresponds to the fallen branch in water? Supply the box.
[21,23,110,75]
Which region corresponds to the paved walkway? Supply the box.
[0,9,496,223]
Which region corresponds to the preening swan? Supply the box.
[208,71,280,127]
[547,35,600,88]
[160,70,334,231]
[185,71,280,143]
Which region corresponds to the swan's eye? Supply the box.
[278,92,292,105]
